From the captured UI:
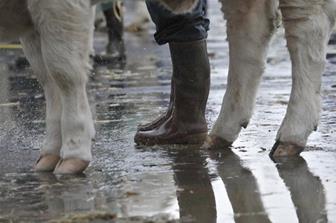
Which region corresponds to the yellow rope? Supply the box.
[0,44,22,49]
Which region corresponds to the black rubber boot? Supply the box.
[104,1,125,61]
[134,39,210,146]
[137,78,175,131]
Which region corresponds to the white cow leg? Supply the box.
[271,0,335,157]
[205,0,279,149]
[42,43,95,174]
[29,0,95,174]
[20,32,62,172]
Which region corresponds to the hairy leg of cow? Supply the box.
[21,32,62,172]
[28,0,95,174]
[204,0,279,149]
[271,0,336,157]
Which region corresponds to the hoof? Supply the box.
[53,158,89,175]
[201,135,232,150]
[34,154,60,172]
[270,141,304,157]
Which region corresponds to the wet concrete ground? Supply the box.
[0,1,336,222]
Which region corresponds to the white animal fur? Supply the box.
[0,0,197,166]
[211,0,336,148]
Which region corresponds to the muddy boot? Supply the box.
[134,39,210,146]
[137,78,175,131]
[104,1,125,61]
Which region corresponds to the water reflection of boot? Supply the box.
[134,39,210,146]
[170,149,217,222]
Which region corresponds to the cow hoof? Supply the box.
[34,154,60,172]
[201,135,232,150]
[53,159,89,175]
[270,141,304,157]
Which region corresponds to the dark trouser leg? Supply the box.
[134,0,210,145]
[145,0,209,45]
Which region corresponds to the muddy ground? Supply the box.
[0,1,335,223]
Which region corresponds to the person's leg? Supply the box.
[134,0,210,145]
[137,0,209,132]
[145,0,209,45]
[102,0,125,60]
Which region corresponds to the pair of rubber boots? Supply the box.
[134,39,210,146]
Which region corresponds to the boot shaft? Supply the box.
[169,40,210,128]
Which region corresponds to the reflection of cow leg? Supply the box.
[206,0,279,149]
[210,150,271,223]
[274,157,327,222]
[271,0,336,157]
[21,32,62,172]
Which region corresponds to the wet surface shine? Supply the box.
[0,1,336,222]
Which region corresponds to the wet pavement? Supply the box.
[1,1,336,222]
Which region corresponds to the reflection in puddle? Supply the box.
[0,149,334,222]
[169,148,216,223]
[211,177,234,223]
[274,157,328,223]
[209,150,271,223]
